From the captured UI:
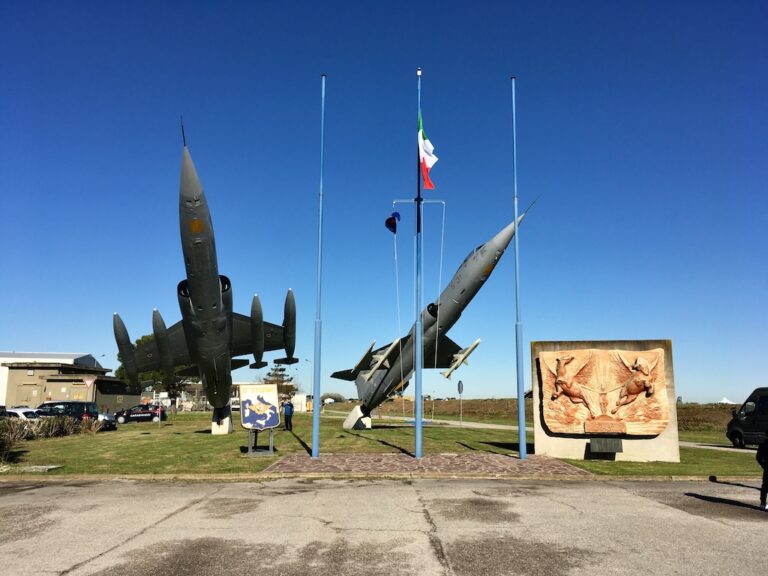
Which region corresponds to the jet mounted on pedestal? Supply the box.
[113,143,297,430]
[332,212,529,429]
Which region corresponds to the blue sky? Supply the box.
[1,1,766,403]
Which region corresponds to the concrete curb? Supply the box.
[0,472,762,483]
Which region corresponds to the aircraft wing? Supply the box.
[331,341,377,381]
[133,321,191,373]
[230,312,284,358]
[424,335,463,369]
[331,337,409,381]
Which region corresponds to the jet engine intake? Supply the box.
[220,275,232,315]
[274,288,298,365]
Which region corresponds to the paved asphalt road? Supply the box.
[1,478,765,576]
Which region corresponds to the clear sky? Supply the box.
[1,1,766,403]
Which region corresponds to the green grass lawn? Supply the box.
[4,413,528,476]
[678,430,731,444]
[568,447,759,476]
[2,412,759,477]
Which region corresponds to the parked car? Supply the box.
[5,408,40,420]
[36,401,99,421]
[97,412,117,431]
[0,406,7,419]
[114,404,166,424]
[726,387,768,448]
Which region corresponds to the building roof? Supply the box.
[1,362,109,374]
[1,352,88,360]
[0,352,104,369]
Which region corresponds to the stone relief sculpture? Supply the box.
[548,354,597,419]
[612,354,658,414]
[539,348,668,435]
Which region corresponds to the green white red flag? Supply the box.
[418,113,438,189]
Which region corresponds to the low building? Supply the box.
[1,352,99,404]
[1,352,140,414]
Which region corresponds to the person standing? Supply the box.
[282,398,294,432]
[758,429,768,511]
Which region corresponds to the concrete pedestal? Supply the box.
[211,416,233,435]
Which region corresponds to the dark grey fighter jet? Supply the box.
[332,213,528,429]
[113,145,296,426]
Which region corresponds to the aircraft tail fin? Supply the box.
[331,369,357,381]
[330,341,376,381]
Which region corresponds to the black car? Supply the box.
[114,404,167,424]
[37,401,99,421]
[726,387,768,448]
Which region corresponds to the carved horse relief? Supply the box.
[543,354,597,419]
[611,354,659,414]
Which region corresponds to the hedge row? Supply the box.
[0,416,102,463]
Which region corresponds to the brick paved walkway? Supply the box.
[264,452,592,478]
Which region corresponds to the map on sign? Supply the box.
[240,384,280,430]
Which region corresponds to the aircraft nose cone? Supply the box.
[488,213,524,251]
[180,147,204,200]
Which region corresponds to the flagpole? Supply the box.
[414,67,424,460]
[511,76,527,460]
[311,74,326,459]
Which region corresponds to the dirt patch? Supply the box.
[0,483,44,496]
[431,497,520,524]
[93,537,416,576]
[0,504,56,544]
[471,484,543,498]
[202,497,261,519]
[446,534,591,576]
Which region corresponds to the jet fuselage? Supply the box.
[176,148,233,409]
[359,219,521,413]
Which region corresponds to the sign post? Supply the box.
[240,384,280,457]
[83,376,96,403]
[458,380,464,426]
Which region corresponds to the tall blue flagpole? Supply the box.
[414,68,424,459]
[311,74,326,459]
[511,76,526,460]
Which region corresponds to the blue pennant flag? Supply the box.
[385,212,400,234]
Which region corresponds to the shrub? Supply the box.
[0,421,15,462]
[4,418,36,442]
[78,419,103,434]
[0,419,35,462]
[33,416,78,438]
[0,415,105,463]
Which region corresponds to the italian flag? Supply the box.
[418,113,438,190]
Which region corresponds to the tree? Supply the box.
[263,365,297,398]
[115,334,199,402]
[320,392,346,403]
